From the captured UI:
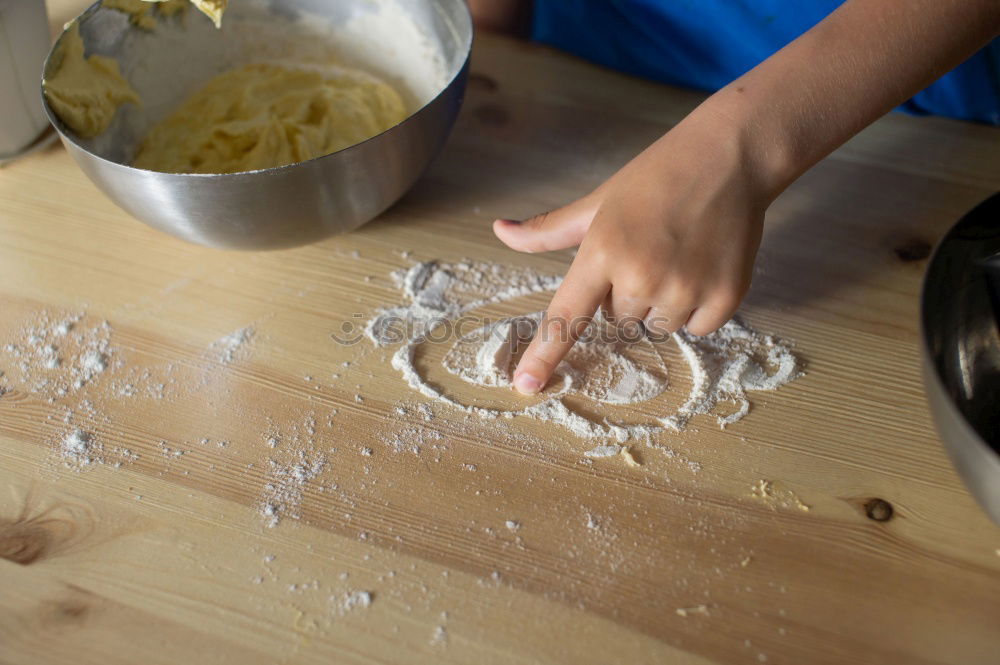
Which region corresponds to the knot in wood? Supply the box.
[0,522,50,565]
[864,498,894,522]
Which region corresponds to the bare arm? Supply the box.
[466,0,531,34]
[720,0,1000,198]
[500,0,1000,395]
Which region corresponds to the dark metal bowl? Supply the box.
[920,192,1000,524]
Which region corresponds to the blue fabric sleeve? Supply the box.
[532,0,1000,125]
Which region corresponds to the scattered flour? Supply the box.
[585,512,601,531]
[442,312,669,406]
[57,426,138,470]
[368,260,802,443]
[1,312,116,397]
[1,309,181,404]
[584,445,622,458]
[0,280,782,646]
[60,429,98,466]
[259,449,327,527]
[336,590,374,613]
[382,424,443,455]
[430,625,448,647]
[211,325,255,364]
[367,260,562,346]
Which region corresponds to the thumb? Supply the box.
[493,195,598,253]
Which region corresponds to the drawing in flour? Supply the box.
[366,260,801,441]
[441,312,669,406]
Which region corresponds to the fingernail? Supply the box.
[513,372,542,395]
[496,218,522,226]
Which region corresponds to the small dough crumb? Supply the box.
[750,479,811,512]
[620,446,640,466]
[676,604,710,617]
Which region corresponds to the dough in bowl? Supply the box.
[132,62,408,174]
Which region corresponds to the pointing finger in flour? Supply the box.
[512,262,609,395]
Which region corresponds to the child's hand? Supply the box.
[494,105,774,395]
[489,0,1000,397]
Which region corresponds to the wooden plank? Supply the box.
[1,2,998,664]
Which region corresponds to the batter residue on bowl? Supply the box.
[42,23,141,139]
[101,0,189,30]
[123,0,227,28]
[148,0,228,28]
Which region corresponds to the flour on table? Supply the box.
[1,312,116,397]
[60,429,98,466]
[57,426,138,470]
[336,590,374,614]
[259,449,327,527]
[367,260,562,346]
[368,260,802,442]
[1,309,187,414]
[430,625,448,647]
[210,325,255,364]
[381,424,443,455]
[441,312,669,405]
[584,444,622,458]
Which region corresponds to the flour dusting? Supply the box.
[584,444,622,458]
[368,260,801,442]
[60,429,98,466]
[1,312,116,397]
[211,325,255,364]
[259,449,327,527]
[441,312,669,406]
[336,590,374,614]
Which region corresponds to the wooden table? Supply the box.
[2,2,999,663]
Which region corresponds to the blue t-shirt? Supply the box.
[532,0,1000,125]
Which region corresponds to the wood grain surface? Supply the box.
[1,2,999,664]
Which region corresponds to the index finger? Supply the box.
[512,259,609,395]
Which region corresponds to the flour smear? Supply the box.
[367,260,802,442]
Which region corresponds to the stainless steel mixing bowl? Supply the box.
[40,0,472,250]
[920,192,1000,525]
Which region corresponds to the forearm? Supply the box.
[466,0,532,34]
[705,0,1000,199]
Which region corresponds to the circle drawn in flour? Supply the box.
[441,313,671,407]
[370,260,802,441]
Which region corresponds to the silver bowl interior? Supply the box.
[41,0,472,249]
[46,0,469,166]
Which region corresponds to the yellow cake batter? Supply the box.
[43,23,141,139]
[102,0,188,30]
[133,63,408,174]
[146,0,227,28]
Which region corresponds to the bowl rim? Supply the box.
[40,0,474,179]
